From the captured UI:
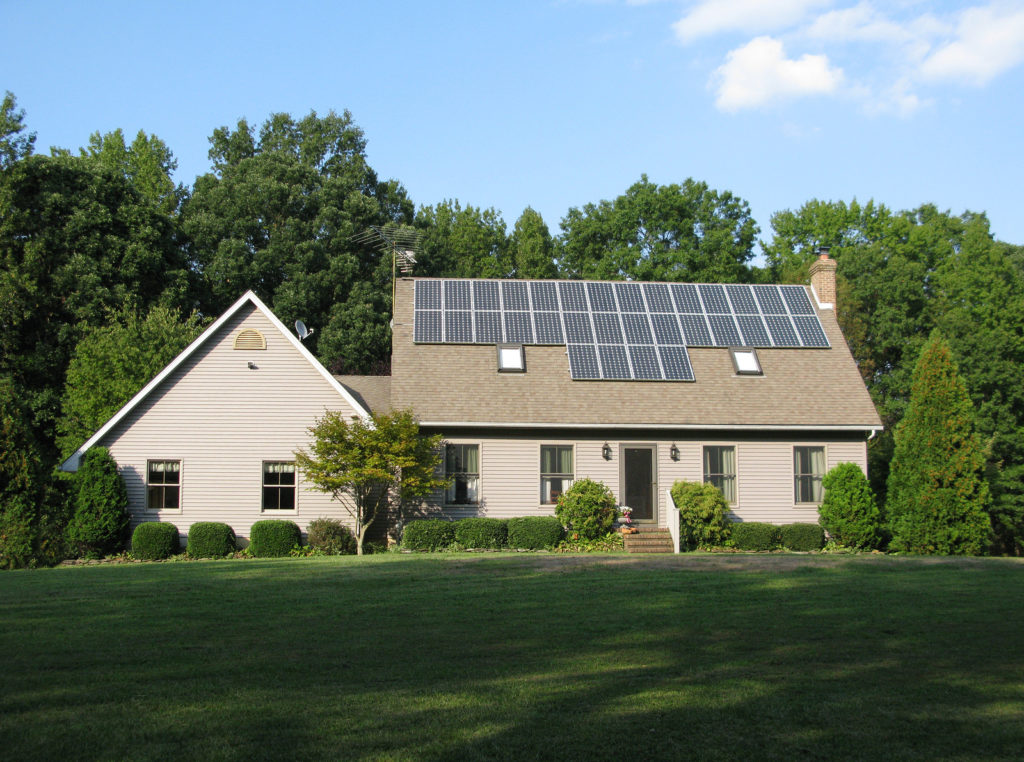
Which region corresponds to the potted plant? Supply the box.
[618,506,637,534]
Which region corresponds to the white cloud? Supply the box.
[672,0,833,43]
[920,3,1024,85]
[805,2,916,43]
[712,36,843,111]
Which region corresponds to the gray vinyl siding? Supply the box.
[96,304,361,543]
[423,434,868,527]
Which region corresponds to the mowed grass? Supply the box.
[2,554,1024,761]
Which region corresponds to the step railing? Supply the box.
[666,490,680,554]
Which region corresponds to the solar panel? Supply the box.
[670,284,702,313]
[659,346,695,381]
[415,280,441,310]
[530,281,559,311]
[753,285,787,315]
[587,282,616,312]
[621,313,653,344]
[504,311,534,344]
[699,284,731,314]
[502,280,530,311]
[414,310,441,342]
[708,314,741,346]
[725,284,759,315]
[475,311,503,343]
[793,315,830,347]
[615,282,645,312]
[781,285,815,315]
[445,311,473,342]
[558,281,588,311]
[679,314,713,346]
[765,315,799,347]
[563,312,594,343]
[598,345,631,379]
[592,313,624,344]
[567,344,599,379]
[737,315,771,347]
[629,345,662,380]
[533,312,563,344]
[642,283,674,313]
[473,280,500,311]
[651,313,684,345]
[445,280,471,310]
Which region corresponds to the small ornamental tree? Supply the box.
[886,331,992,555]
[66,447,130,558]
[819,463,883,549]
[555,479,617,540]
[296,409,448,555]
[670,480,731,550]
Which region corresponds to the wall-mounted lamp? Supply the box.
[247,361,258,370]
[670,443,680,461]
[602,442,612,460]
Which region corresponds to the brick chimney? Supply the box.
[809,249,837,309]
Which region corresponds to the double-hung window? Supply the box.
[147,460,180,510]
[263,461,296,511]
[445,444,479,505]
[794,447,826,504]
[703,446,736,504]
[540,445,574,504]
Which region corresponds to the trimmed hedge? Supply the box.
[307,518,356,555]
[507,516,563,550]
[403,519,455,551]
[670,480,732,550]
[819,462,884,549]
[453,517,508,549]
[730,522,779,551]
[131,522,179,560]
[249,519,301,558]
[187,522,236,558]
[780,523,825,551]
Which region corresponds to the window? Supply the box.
[794,447,826,503]
[703,446,736,503]
[445,444,479,504]
[540,445,574,504]
[263,461,296,511]
[147,460,180,510]
[730,347,762,375]
[497,344,525,372]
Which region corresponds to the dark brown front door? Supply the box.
[623,446,656,522]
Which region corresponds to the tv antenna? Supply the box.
[295,319,314,342]
[350,224,422,311]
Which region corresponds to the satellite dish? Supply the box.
[295,320,314,341]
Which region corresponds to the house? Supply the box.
[62,254,881,543]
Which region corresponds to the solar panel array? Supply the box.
[413,279,830,382]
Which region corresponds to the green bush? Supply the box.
[731,522,779,551]
[66,447,130,558]
[454,517,508,549]
[131,522,179,560]
[670,480,732,550]
[307,518,356,555]
[403,518,455,551]
[780,523,825,551]
[249,519,301,558]
[555,479,617,541]
[187,522,236,558]
[507,516,563,549]
[819,463,884,549]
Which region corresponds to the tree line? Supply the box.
[2,89,1022,564]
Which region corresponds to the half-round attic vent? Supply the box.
[234,329,267,350]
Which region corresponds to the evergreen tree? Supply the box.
[66,447,130,558]
[886,332,991,555]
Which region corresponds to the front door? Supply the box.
[623,446,657,523]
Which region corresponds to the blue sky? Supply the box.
[5,0,1023,249]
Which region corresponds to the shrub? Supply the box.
[555,479,617,541]
[670,480,732,550]
[454,517,508,549]
[731,522,779,551]
[66,447,130,558]
[507,516,563,550]
[187,522,236,558]
[307,518,356,555]
[131,522,179,560]
[403,518,455,551]
[249,519,301,558]
[819,462,884,550]
[557,531,624,553]
[780,523,825,551]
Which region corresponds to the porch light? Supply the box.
[670,443,679,461]
[602,442,612,460]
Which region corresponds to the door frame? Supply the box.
[619,443,658,524]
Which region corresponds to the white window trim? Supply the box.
[539,443,575,507]
[262,460,298,514]
[701,443,739,508]
[793,444,828,506]
[444,442,481,507]
[145,458,183,515]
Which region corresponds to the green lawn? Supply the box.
[2,554,1024,760]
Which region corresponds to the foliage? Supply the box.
[453,517,508,549]
[402,518,455,551]
[296,408,447,555]
[554,478,617,541]
[506,516,563,550]
[556,530,624,553]
[818,463,884,549]
[670,480,733,550]
[65,447,129,558]
[558,175,757,282]
[248,519,302,558]
[779,523,825,551]
[730,522,779,551]
[131,522,180,560]
[57,305,207,458]
[79,128,184,216]
[0,375,49,569]
[186,522,236,558]
[415,200,508,278]
[306,517,356,555]
[509,207,557,278]
[0,91,35,168]
[887,332,992,555]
